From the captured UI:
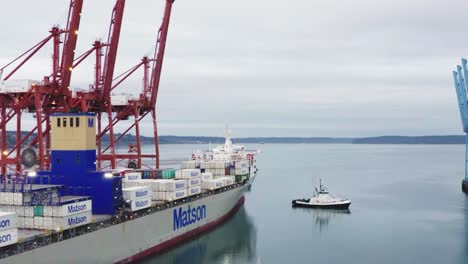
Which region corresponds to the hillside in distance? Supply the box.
[4,132,465,146]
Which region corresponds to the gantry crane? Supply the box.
[0,0,83,176]
[97,0,175,170]
[452,58,468,193]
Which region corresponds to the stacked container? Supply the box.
[123,186,151,212]
[39,199,93,230]
[203,161,232,176]
[152,180,187,201]
[201,178,224,190]
[181,161,197,169]
[175,169,202,197]
[0,212,18,248]
[124,179,187,202]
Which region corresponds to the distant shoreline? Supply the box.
[158,135,466,145]
[5,132,465,146]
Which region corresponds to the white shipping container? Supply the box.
[218,176,235,186]
[201,179,224,190]
[150,192,164,201]
[24,207,33,217]
[14,206,24,217]
[134,179,159,191]
[43,206,53,217]
[212,168,226,176]
[0,192,14,205]
[0,212,16,232]
[122,172,142,182]
[43,217,53,230]
[181,161,197,169]
[51,211,92,231]
[158,180,186,192]
[186,177,201,187]
[0,79,39,93]
[17,217,24,229]
[234,160,249,169]
[187,185,201,196]
[0,228,18,248]
[24,217,34,228]
[34,217,44,229]
[175,169,201,179]
[235,167,249,175]
[129,197,152,212]
[201,172,213,181]
[203,162,213,169]
[52,200,92,217]
[123,186,150,200]
[162,189,187,201]
[13,193,23,205]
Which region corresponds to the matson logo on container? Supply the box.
[0,212,16,232]
[135,190,148,198]
[175,182,185,189]
[67,214,88,226]
[0,229,17,248]
[60,200,92,217]
[0,220,11,229]
[173,204,206,231]
[130,197,152,211]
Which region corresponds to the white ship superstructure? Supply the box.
[188,127,259,189]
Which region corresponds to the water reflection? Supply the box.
[293,208,351,232]
[141,206,258,264]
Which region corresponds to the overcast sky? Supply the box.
[1,0,467,137]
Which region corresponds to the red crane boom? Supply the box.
[149,0,174,107]
[101,0,126,103]
[60,0,84,92]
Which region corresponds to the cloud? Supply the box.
[1,0,467,137]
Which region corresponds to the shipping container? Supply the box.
[0,228,18,248]
[152,189,187,202]
[34,205,43,217]
[201,179,224,190]
[187,186,201,196]
[0,212,16,232]
[161,169,176,179]
[175,169,201,179]
[123,186,150,201]
[122,172,142,182]
[181,161,197,169]
[234,160,249,169]
[217,176,235,186]
[51,211,92,230]
[50,199,92,217]
[129,197,152,212]
[186,177,201,187]
[201,172,213,181]
[157,180,186,192]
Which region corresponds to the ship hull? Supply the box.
[292,200,351,209]
[0,186,246,264]
[463,179,468,194]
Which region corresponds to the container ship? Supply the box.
[0,113,259,263]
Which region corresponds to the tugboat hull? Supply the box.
[292,200,351,209]
[463,179,468,194]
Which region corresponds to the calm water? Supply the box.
[141,144,468,264]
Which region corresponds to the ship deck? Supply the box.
[0,182,245,260]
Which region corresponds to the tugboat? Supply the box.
[292,179,351,209]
